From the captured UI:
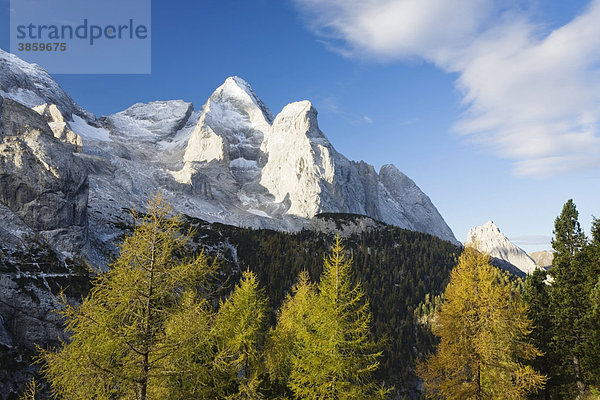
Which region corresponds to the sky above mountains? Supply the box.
[1,0,599,251]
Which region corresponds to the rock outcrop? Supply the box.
[0,98,88,253]
[0,49,90,120]
[33,103,83,152]
[465,221,539,275]
[1,50,459,253]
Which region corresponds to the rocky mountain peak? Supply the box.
[483,220,500,231]
[271,100,326,141]
[209,76,274,127]
[1,50,460,253]
[465,221,539,275]
[0,48,91,121]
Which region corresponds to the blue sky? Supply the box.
[1,0,599,251]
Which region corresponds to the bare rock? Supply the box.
[0,98,88,253]
[33,103,83,152]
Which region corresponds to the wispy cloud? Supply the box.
[314,95,375,126]
[510,235,552,246]
[293,0,600,176]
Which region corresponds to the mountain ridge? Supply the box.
[0,49,459,264]
[465,220,540,275]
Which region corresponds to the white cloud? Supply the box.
[294,0,600,176]
[509,234,552,246]
[363,115,373,124]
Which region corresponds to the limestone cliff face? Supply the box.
[0,50,459,252]
[33,103,83,152]
[261,100,339,217]
[151,77,459,244]
[465,221,540,275]
[0,48,90,120]
[0,98,88,253]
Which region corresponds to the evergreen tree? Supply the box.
[41,195,220,399]
[522,268,554,398]
[552,199,586,258]
[591,217,600,245]
[584,216,600,388]
[549,200,590,397]
[417,247,545,400]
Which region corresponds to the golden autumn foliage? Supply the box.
[417,247,546,400]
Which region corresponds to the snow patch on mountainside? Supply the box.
[0,48,90,120]
[71,115,111,142]
[105,100,193,143]
[0,49,459,252]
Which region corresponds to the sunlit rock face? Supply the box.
[465,220,540,275]
[1,50,459,261]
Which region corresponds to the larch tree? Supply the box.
[41,195,220,400]
[417,247,546,400]
[213,270,268,399]
[265,269,316,395]
[267,236,386,400]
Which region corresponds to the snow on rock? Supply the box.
[465,221,540,275]
[1,48,460,255]
[0,48,91,120]
[70,115,111,142]
[104,100,193,142]
[159,77,458,244]
[33,103,82,151]
[183,76,272,175]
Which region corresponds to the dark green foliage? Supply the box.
[523,268,555,397]
[520,200,600,398]
[186,217,461,392]
[552,199,586,258]
[549,200,592,397]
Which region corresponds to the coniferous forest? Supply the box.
[7,197,600,399]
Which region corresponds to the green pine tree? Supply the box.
[584,217,600,389]
[522,268,554,398]
[549,200,591,397]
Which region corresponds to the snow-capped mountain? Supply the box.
[465,221,539,275]
[0,49,91,120]
[0,49,459,263]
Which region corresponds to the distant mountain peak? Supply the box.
[465,221,539,275]
[481,220,501,232]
